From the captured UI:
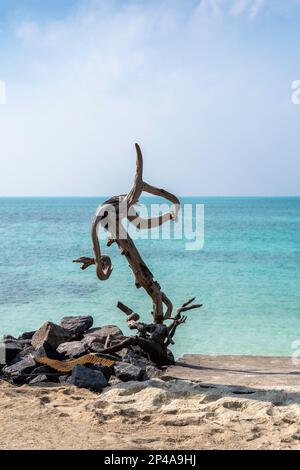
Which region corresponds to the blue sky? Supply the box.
[0,0,75,18]
[0,0,299,196]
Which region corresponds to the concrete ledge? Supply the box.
[164,355,300,390]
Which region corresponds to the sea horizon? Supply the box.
[1,196,300,199]
[1,196,299,358]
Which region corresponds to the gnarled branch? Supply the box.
[74,143,181,324]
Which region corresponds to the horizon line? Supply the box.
[0,195,299,199]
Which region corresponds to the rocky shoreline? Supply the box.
[0,316,166,392]
[1,324,300,449]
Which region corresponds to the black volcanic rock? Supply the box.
[18,331,35,340]
[31,322,71,350]
[60,316,93,337]
[10,346,36,364]
[87,363,113,381]
[35,344,65,360]
[121,348,155,369]
[3,355,36,383]
[84,325,123,342]
[113,363,144,382]
[26,365,60,384]
[83,338,106,354]
[67,365,108,392]
[57,341,87,358]
[0,340,24,365]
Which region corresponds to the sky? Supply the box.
[0,0,299,196]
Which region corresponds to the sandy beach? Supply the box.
[0,375,299,450]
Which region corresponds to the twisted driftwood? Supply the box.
[73,144,202,365]
[70,298,202,365]
[74,143,180,324]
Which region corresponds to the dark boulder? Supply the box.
[18,339,33,349]
[10,346,35,364]
[18,331,35,340]
[3,355,36,384]
[35,343,65,360]
[67,365,108,392]
[57,341,87,358]
[26,365,59,384]
[31,321,71,350]
[31,365,55,375]
[0,340,24,365]
[113,363,144,382]
[84,325,123,343]
[2,335,17,341]
[60,316,93,337]
[86,363,113,381]
[121,348,155,369]
[83,337,105,353]
[166,349,175,365]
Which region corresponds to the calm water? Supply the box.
[0,197,299,357]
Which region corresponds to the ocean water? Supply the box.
[0,197,299,358]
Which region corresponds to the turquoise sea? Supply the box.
[0,197,299,358]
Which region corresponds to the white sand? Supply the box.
[0,378,299,450]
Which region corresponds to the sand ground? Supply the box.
[0,378,300,450]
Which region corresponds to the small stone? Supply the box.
[67,365,108,392]
[145,365,163,379]
[60,316,93,337]
[59,375,70,384]
[0,340,24,365]
[108,375,122,387]
[57,341,87,358]
[29,374,49,385]
[31,322,71,350]
[114,362,144,382]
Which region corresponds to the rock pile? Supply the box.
[0,316,165,392]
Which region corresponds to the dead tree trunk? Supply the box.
[73,143,202,365]
[74,143,180,324]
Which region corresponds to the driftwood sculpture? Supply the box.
[74,144,202,365]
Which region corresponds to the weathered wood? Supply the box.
[165,299,203,347]
[73,143,202,365]
[74,143,179,324]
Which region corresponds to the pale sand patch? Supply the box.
[0,378,299,450]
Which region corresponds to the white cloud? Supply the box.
[229,0,265,18]
[249,0,265,18]
[230,0,249,17]
[15,21,40,40]
[197,0,223,18]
